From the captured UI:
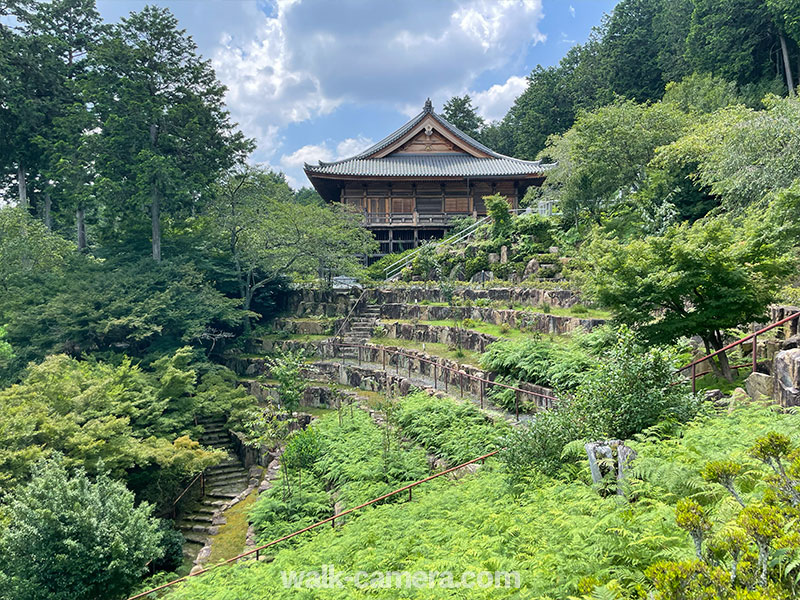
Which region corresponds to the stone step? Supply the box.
[199,431,229,440]
[182,531,209,545]
[206,474,248,486]
[206,464,246,475]
[179,522,217,536]
[180,513,214,524]
[206,489,241,500]
[183,540,205,558]
[203,441,234,449]
[194,505,218,515]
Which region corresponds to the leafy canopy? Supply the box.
[0,455,163,600]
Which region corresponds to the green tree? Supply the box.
[0,207,74,290]
[0,351,225,497]
[21,0,103,238]
[686,0,784,92]
[0,455,163,600]
[539,99,688,227]
[87,6,252,261]
[578,217,795,379]
[268,349,307,414]
[441,95,484,138]
[206,166,376,332]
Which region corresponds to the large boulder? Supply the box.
[745,372,773,401]
[773,348,800,407]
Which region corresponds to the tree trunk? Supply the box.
[709,330,734,382]
[76,206,86,251]
[780,34,795,95]
[151,186,161,262]
[43,193,52,229]
[242,288,253,335]
[17,164,27,208]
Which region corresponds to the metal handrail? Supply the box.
[383,216,490,280]
[332,340,557,418]
[171,470,205,519]
[676,311,800,392]
[332,288,369,340]
[384,208,531,281]
[127,449,500,599]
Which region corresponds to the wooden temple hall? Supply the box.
[304,99,552,260]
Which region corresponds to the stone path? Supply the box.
[179,416,254,568]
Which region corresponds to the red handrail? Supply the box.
[676,311,800,392]
[333,341,557,402]
[332,340,557,419]
[127,449,499,599]
[170,470,205,519]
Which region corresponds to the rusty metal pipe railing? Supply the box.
[676,311,800,389]
[128,449,500,599]
[333,340,557,405]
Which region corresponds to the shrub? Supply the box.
[485,194,512,241]
[396,392,510,466]
[0,456,163,600]
[500,327,699,476]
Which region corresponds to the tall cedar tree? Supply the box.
[19,0,103,244]
[441,95,484,138]
[87,6,252,261]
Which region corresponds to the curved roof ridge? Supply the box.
[304,100,550,170]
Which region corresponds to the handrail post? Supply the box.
[480,380,484,409]
[752,333,757,374]
[382,347,386,371]
[515,389,519,420]
[201,471,205,496]
[460,372,463,398]
[408,355,412,378]
[691,363,696,394]
[408,487,412,502]
[358,345,361,366]
[445,369,448,392]
[434,364,437,389]
[395,351,399,374]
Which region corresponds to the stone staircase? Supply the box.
[179,416,251,565]
[339,304,381,358]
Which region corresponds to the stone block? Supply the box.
[773,348,800,407]
[745,372,773,401]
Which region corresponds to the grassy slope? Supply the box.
[165,402,799,599]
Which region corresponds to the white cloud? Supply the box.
[569,4,575,18]
[280,136,374,169]
[209,0,545,156]
[471,75,529,122]
[98,0,546,168]
[279,135,374,188]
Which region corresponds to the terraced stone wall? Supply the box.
[380,304,604,335]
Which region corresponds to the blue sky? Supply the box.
[96,0,619,188]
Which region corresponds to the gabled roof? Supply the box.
[304,99,552,180]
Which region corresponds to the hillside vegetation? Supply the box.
[2,0,800,599]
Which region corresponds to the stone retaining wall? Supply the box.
[367,286,580,308]
[379,304,604,335]
[381,321,498,353]
[281,285,582,319]
[310,343,555,412]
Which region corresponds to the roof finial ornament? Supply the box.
[423,98,433,113]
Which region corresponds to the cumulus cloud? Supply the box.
[210,0,545,155]
[471,75,529,122]
[280,135,374,170]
